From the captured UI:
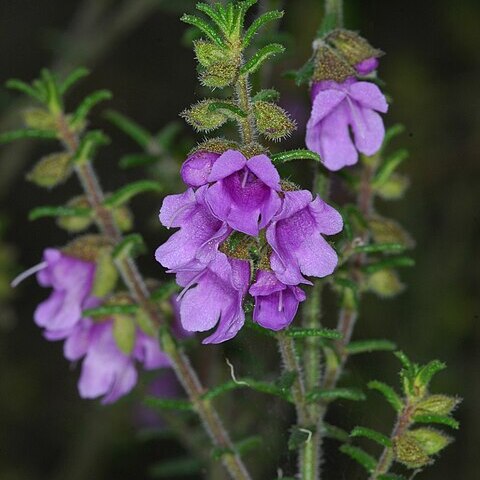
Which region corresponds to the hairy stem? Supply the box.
[235,74,257,145]
[58,116,252,480]
[325,0,344,26]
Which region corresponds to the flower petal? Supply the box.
[135,332,171,369]
[309,88,346,125]
[350,106,385,156]
[181,151,220,187]
[309,196,344,235]
[159,189,197,229]
[246,154,281,191]
[349,81,388,113]
[207,149,246,182]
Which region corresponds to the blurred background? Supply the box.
[0,0,478,479]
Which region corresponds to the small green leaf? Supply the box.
[416,360,446,387]
[155,121,182,150]
[149,456,201,478]
[373,149,409,188]
[368,380,403,412]
[72,130,110,164]
[351,426,392,447]
[235,436,262,456]
[144,396,193,411]
[29,205,91,221]
[243,10,284,47]
[104,109,152,148]
[382,123,405,149]
[71,90,112,128]
[104,180,162,208]
[353,243,406,254]
[60,67,90,95]
[201,379,291,402]
[208,101,247,119]
[339,445,376,473]
[347,339,397,355]
[112,234,146,260]
[6,78,44,102]
[271,149,322,164]
[321,423,350,442]
[0,129,57,144]
[181,14,224,46]
[196,3,227,32]
[288,425,316,450]
[119,153,159,169]
[83,304,139,318]
[286,327,341,339]
[413,414,459,430]
[40,69,62,113]
[363,256,415,275]
[307,388,366,403]
[252,89,280,102]
[275,370,297,391]
[240,43,285,75]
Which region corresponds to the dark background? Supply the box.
[0,0,478,479]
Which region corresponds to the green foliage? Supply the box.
[350,426,392,448]
[104,180,162,208]
[253,101,295,141]
[307,387,366,403]
[83,304,139,318]
[288,425,316,450]
[182,99,229,132]
[104,109,152,148]
[271,149,321,164]
[70,90,112,129]
[144,396,193,412]
[27,152,72,188]
[149,457,202,478]
[151,282,181,302]
[412,414,459,430]
[252,88,280,102]
[373,149,409,188]
[346,339,397,355]
[112,234,146,260]
[72,130,110,164]
[353,243,406,254]
[0,128,57,144]
[29,205,91,221]
[113,313,136,354]
[59,67,90,95]
[243,10,284,47]
[368,380,403,412]
[340,445,377,473]
[6,78,45,102]
[92,249,118,297]
[286,327,341,339]
[240,43,285,75]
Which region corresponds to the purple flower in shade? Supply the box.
[68,319,170,404]
[155,185,230,271]
[356,57,379,75]
[205,149,282,236]
[33,249,98,336]
[249,270,306,331]
[266,190,343,285]
[180,150,220,187]
[176,253,250,344]
[306,78,388,171]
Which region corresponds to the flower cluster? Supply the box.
[306,32,388,171]
[156,149,343,343]
[32,248,170,404]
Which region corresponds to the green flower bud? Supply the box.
[407,428,452,456]
[114,206,133,232]
[194,40,226,67]
[253,101,296,141]
[326,29,383,67]
[200,61,238,88]
[240,142,269,159]
[136,308,156,337]
[57,196,93,232]
[113,313,136,355]
[190,137,239,156]
[27,152,72,188]
[63,235,112,263]
[312,44,356,83]
[181,100,228,132]
[92,248,118,297]
[369,216,415,249]
[394,434,431,469]
[376,174,410,201]
[22,108,57,130]
[367,269,404,298]
[415,394,461,416]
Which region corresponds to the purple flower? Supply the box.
[250,270,306,331]
[155,186,230,271]
[205,150,281,236]
[181,150,220,187]
[306,78,388,171]
[176,253,250,344]
[266,190,343,285]
[69,319,170,404]
[33,249,97,336]
[356,57,379,75]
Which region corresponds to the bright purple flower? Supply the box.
[181,150,220,187]
[306,78,388,171]
[356,57,379,75]
[74,319,170,404]
[155,185,229,271]
[250,270,306,331]
[267,190,343,285]
[33,249,97,335]
[176,253,250,344]
[205,150,281,236]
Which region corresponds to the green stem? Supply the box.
[57,115,252,480]
[234,74,257,145]
[325,0,344,27]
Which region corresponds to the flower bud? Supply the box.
[312,44,356,83]
[194,40,226,67]
[407,428,452,456]
[114,206,133,232]
[326,29,383,71]
[369,216,415,249]
[415,394,460,416]
[394,434,431,469]
[22,108,57,130]
[200,60,238,88]
[27,152,72,188]
[112,313,136,355]
[63,235,112,263]
[253,101,296,141]
[367,269,404,298]
[57,196,93,232]
[190,138,239,156]
[376,174,410,201]
[92,248,118,297]
[181,100,228,132]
